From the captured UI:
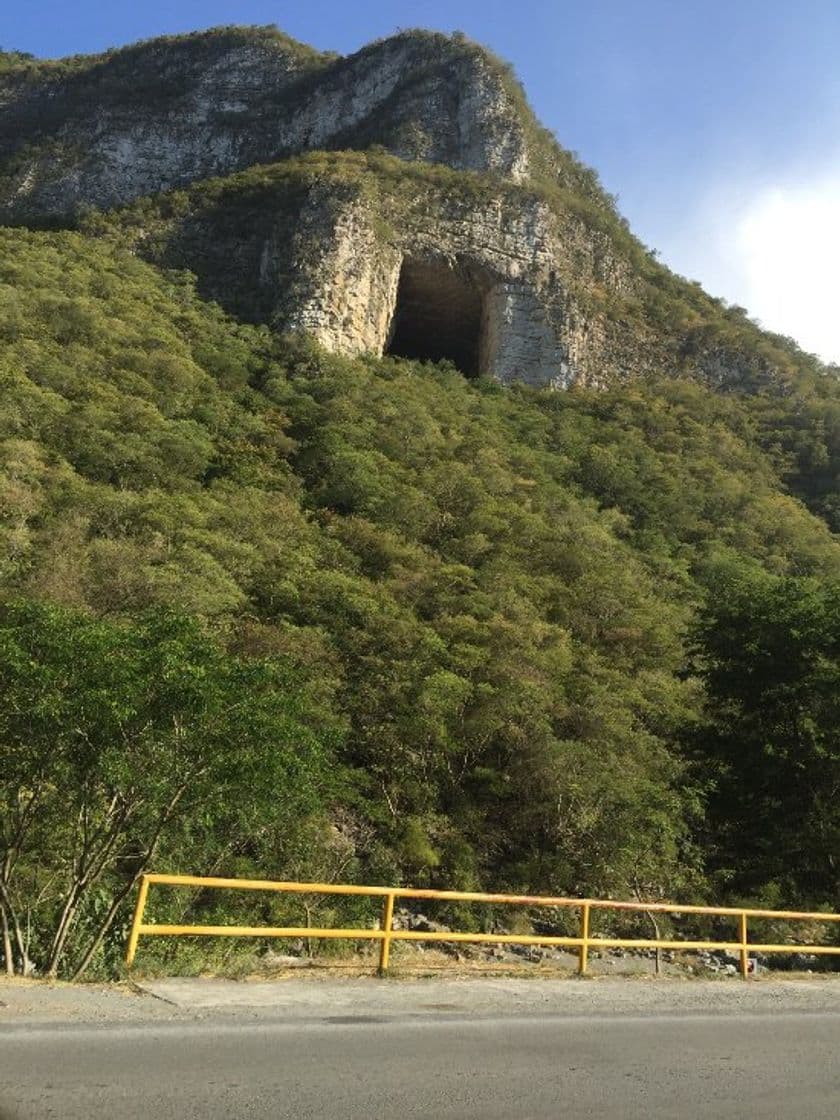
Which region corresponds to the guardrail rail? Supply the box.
[125,873,840,978]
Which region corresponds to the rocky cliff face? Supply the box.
[89,151,662,389]
[1,26,823,392]
[0,28,529,220]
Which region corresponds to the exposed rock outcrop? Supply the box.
[91,153,662,388]
[0,28,529,219]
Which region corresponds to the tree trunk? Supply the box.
[0,879,31,976]
[632,876,663,977]
[646,909,662,976]
[46,803,134,977]
[70,873,142,980]
[1,903,13,976]
[45,884,84,978]
[69,786,188,979]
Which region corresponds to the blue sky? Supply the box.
[6,1,840,361]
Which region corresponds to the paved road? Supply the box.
[5,1009,840,1119]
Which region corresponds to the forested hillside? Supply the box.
[2,226,840,976]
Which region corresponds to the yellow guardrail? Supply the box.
[125,873,840,978]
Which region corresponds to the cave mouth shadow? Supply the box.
[385,257,488,377]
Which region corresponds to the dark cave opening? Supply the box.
[385,257,485,377]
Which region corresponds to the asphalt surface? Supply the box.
[5,1006,840,1119]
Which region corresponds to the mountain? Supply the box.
[1,27,839,978]
[4,26,837,392]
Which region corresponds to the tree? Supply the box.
[691,565,840,903]
[0,600,340,977]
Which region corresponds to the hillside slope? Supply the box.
[1,27,840,977]
[2,225,840,977]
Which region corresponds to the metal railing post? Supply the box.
[378,892,396,975]
[125,874,151,968]
[578,901,591,975]
[739,912,749,979]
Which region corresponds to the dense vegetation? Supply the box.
[1,225,839,976]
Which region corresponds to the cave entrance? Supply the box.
[385,257,487,377]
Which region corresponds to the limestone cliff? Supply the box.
[0,27,531,218]
[86,152,662,389]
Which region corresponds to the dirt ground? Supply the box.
[4,968,840,1026]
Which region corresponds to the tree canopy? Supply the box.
[2,226,840,974]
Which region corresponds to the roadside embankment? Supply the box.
[5,973,840,1027]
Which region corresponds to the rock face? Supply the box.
[274,183,653,389]
[97,153,660,388]
[0,26,799,390]
[0,29,529,218]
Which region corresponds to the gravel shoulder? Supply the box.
[4,973,840,1028]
